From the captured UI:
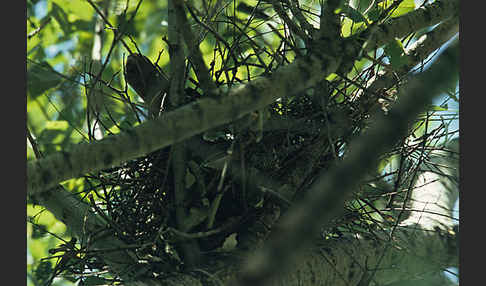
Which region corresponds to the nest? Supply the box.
[107,150,172,244]
[41,84,370,284]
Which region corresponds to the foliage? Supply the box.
[27,0,459,285]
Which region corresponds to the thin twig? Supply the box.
[172,0,217,94]
[271,0,309,43]
[27,17,52,40]
[164,216,242,241]
[186,3,240,69]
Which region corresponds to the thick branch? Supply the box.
[361,0,459,52]
[232,41,458,286]
[358,16,459,113]
[27,50,327,195]
[27,0,454,198]
[265,227,457,286]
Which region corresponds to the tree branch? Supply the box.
[232,40,458,286]
[361,0,459,53]
[27,0,455,198]
[27,47,327,195]
[357,16,459,113]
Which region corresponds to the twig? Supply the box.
[288,0,314,33]
[164,216,242,242]
[27,127,43,158]
[172,0,217,95]
[186,3,240,69]
[271,0,309,43]
[27,17,51,40]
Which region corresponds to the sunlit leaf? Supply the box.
[50,2,72,36]
[390,0,415,18]
[51,0,93,21]
[341,17,366,37]
[379,0,415,18]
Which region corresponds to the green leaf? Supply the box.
[182,207,208,231]
[341,4,368,23]
[27,61,63,98]
[384,39,407,69]
[71,19,93,31]
[379,0,415,18]
[31,223,48,239]
[341,17,366,37]
[50,2,72,36]
[390,0,415,18]
[45,120,70,130]
[34,261,53,285]
[377,158,389,174]
[27,44,46,61]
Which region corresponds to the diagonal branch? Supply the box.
[357,16,459,113]
[27,0,457,197]
[360,0,459,53]
[27,44,329,195]
[271,0,309,43]
[232,40,458,286]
